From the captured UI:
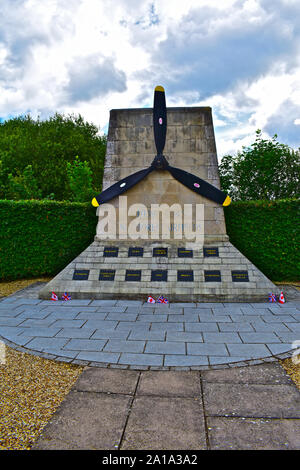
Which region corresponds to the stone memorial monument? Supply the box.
[39,87,277,301]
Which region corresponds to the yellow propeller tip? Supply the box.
[223,195,231,207]
[92,197,99,207]
[155,85,165,92]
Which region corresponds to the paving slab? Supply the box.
[74,367,139,395]
[202,382,300,418]
[33,391,131,450]
[120,396,207,450]
[207,417,300,450]
[136,370,202,397]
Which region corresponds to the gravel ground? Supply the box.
[0,279,84,450]
[0,278,299,450]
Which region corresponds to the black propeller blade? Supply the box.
[92,85,231,207]
[153,85,167,156]
[168,166,231,206]
[92,167,154,207]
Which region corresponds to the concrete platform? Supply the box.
[1,282,300,370]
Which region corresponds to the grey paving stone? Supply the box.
[116,300,143,306]
[64,339,107,351]
[76,312,106,320]
[202,362,295,384]
[25,337,69,351]
[239,332,282,343]
[118,353,163,366]
[229,314,262,323]
[241,307,271,314]
[251,321,292,332]
[82,320,118,330]
[262,315,295,323]
[182,308,211,315]
[18,327,62,337]
[188,343,228,356]
[74,367,139,394]
[44,310,81,320]
[137,370,202,396]
[96,307,127,313]
[46,349,80,359]
[17,310,53,319]
[150,322,184,331]
[185,322,219,332]
[199,314,232,322]
[55,328,96,338]
[275,332,300,343]
[164,355,208,366]
[0,308,24,317]
[266,344,294,355]
[0,317,26,327]
[76,351,120,363]
[208,356,250,365]
[115,322,151,332]
[18,318,57,328]
[32,390,130,450]
[0,333,34,346]
[166,331,203,342]
[91,329,130,340]
[137,314,168,322]
[106,313,138,321]
[145,341,186,355]
[8,299,42,305]
[127,330,166,341]
[203,332,242,343]
[121,395,206,450]
[167,314,200,322]
[207,416,300,450]
[0,326,25,338]
[50,319,87,328]
[203,382,300,418]
[104,340,145,353]
[286,323,300,332]
[226,343,271,358]
[219,322,255,332]
[90,300,118,306]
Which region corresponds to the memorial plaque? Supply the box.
[203,247,219,257]
[99,270,115,281]
[204,270,221,282]
[125,270,142,281]
[153,247,168,257]
[232,270,249,282]
[128,247,144,257]
[73,269,89,280]
[178,248,193,258]
[103,246,119,257]
[177,270,194,282]
[151,270,168,282]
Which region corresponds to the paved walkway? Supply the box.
[0,283,299,369]
[1,283,300,450]
[32,363,300,450]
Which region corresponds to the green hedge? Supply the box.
[0,200,97,280]
[0,199,299,281]
[224,199,299,281]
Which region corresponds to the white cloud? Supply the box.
[0,0,299,155]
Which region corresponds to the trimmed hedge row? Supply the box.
[224,199,299,281]
[0,199,299,281]
[0,200,97,280]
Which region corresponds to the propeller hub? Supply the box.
[151,154,169,170]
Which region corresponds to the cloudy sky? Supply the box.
[0,0,299,158]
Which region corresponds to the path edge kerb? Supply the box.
[0,334,294,371]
